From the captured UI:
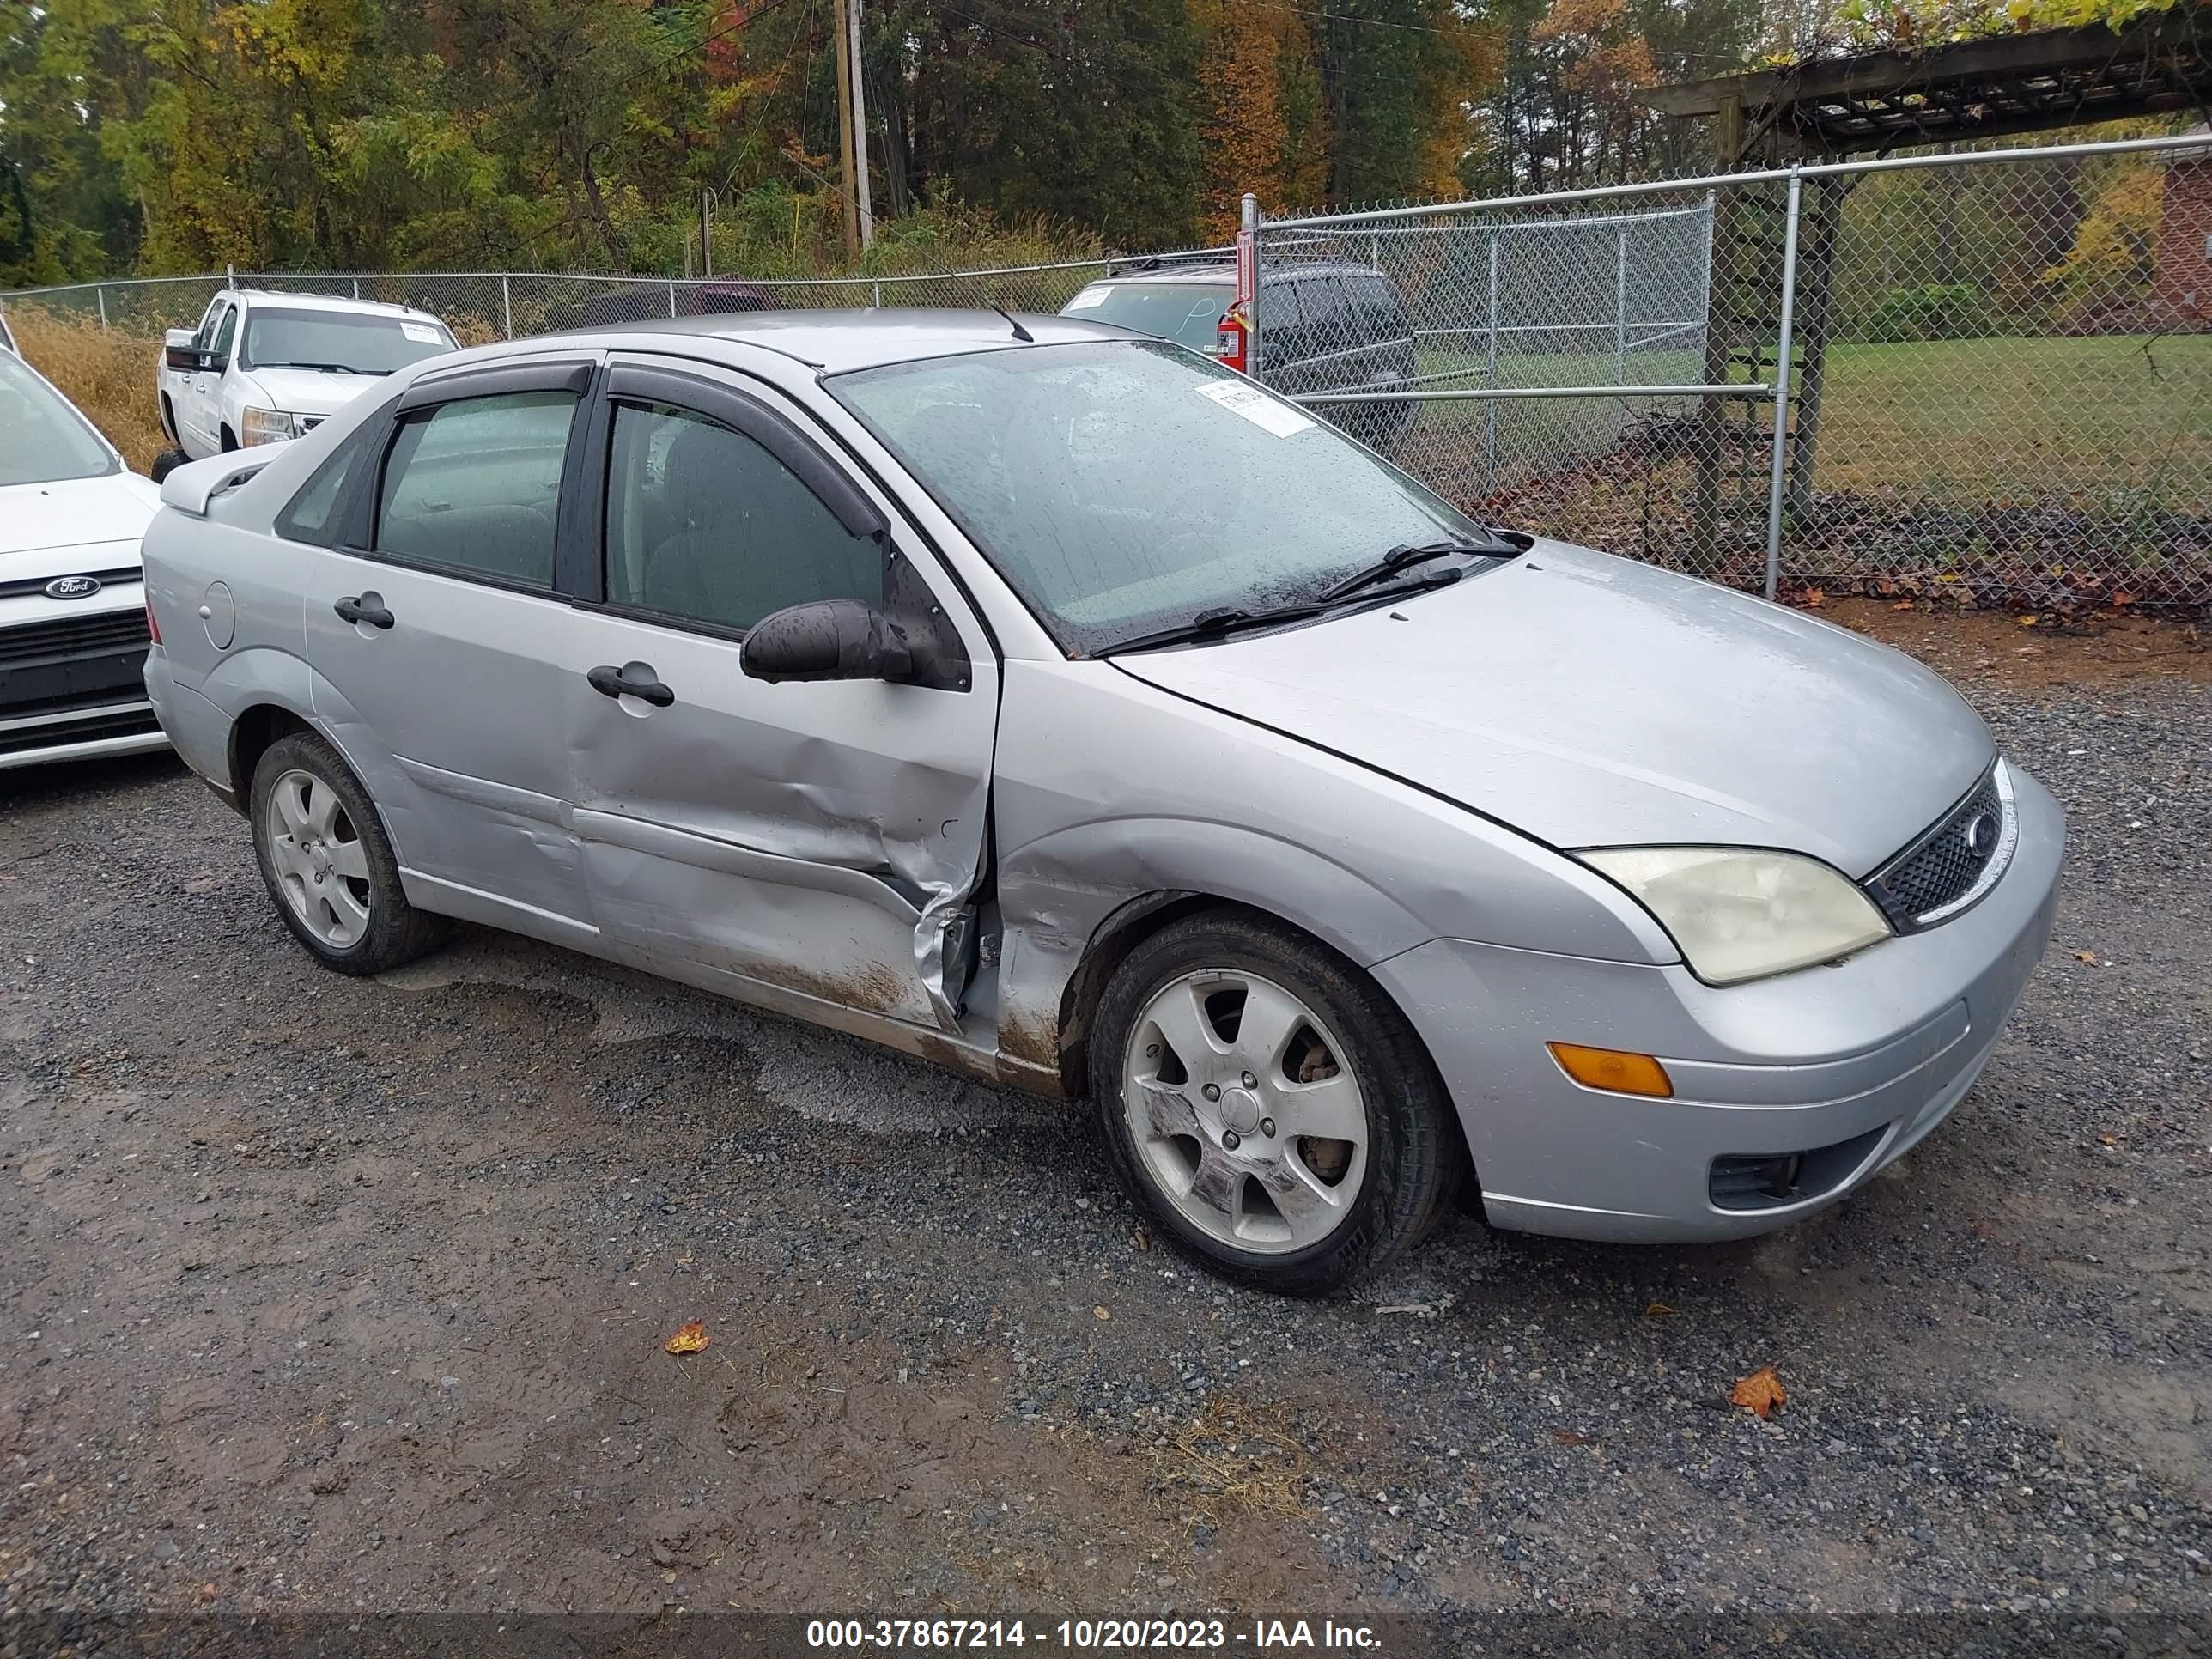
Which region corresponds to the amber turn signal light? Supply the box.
[1547,1042,1674,1098]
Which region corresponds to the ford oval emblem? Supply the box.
[1961,811,1998,859]
[46,575,102,600]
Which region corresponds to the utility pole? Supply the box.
[832,0,860,258]
[848,0,873,248]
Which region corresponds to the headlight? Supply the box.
[1577,846,1891,986]
[240,406,303,447]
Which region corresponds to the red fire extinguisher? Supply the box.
[1218,224,1255,374]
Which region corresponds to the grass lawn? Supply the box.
[1383,332,2212,514]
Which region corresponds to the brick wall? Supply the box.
[2153,157,2212,325]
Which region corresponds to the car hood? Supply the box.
[0,472,160,556]
[240,366,391,417]
[1109,541,1993,877]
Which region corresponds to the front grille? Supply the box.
[0,610,150,666]
[1867,767,2012,929]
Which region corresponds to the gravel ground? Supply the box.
[1,670,2208,1637]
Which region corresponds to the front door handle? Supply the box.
[586,662,675,708]
[334,592,395,629]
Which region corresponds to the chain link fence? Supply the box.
[1255,134,2212,611]
[0,261,1141,346]
[6,137,2209,611]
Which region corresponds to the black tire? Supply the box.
[219,425,238,453]
[149,449,188,484]
[1088,908,1462,1296]
[248,732,447,975]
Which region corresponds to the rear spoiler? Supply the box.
[158,448,283,517]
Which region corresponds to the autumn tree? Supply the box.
[1189,0,1288,237]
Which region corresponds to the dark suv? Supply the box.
[1061,258,1417,445]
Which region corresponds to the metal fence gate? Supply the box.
[1253,133,2212,610]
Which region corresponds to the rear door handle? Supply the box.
[334,592,395,629]
[586,662,675,708]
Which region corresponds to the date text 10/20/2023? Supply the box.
[805,1620,1383,1650]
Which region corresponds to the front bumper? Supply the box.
[1373,763,2064,1243]
[0,593,168,771]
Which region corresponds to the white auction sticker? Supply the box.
[1064,286,1111,311]
[1195,377,1314,437]
[400,321,446,344]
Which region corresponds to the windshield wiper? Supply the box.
[254,361,374,374]
[1100,564,1474,658]
[1099,601,1331,657]
[1319,536,1516,602]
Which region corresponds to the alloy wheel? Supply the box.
[1120,968,1369,1253]
[263,768,373,950]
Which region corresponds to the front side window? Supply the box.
[0,350,117,485]
[243,308,454,376]
[603,400,881,632]
[210,305,239,362]
[374,390,577,586]
[831,340,1486,655]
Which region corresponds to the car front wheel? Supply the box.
[1090,910,1462,1295]
[248,732,447,974]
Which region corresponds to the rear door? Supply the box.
[560,355,999,1030]
[298,355,600,940]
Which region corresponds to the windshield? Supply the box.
[240,308,453,374]
[830,340,1486,654]
[0,350,117,486]
[1062,283,1226,352]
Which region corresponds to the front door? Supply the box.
[181,301,234,456]
[300,357,599,940]
[561,356,997,1030]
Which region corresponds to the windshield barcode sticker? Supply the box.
[1196,377,1314,437]
[400,322,445,343]
[1064,287,1110,311]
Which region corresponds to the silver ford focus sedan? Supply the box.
[139,311,2063,1295]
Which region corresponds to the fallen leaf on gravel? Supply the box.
[664,1321,711,1355]
[1891,600,1916,611]
[1644,1301,1678,1318]
[1552,1430,1594,1445]
[1376,1294,1456,1318]
[1093,1306,1110,1321]
[1730,1365,1786,1419]
[2073,950,2099,964]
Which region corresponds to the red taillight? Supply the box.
[145,598,161,646]
[1217,307,1248,374]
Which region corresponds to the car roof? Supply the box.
[225,289,444,323]
[537,307,1142,374]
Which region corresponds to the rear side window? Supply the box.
[374,390,577,586]
[603,400,881,632]
[275,428,369,546]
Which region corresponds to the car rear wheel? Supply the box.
[249,732,446,974]
[1089,910,1462,1296]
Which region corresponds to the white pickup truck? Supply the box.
[157,289,457,461]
